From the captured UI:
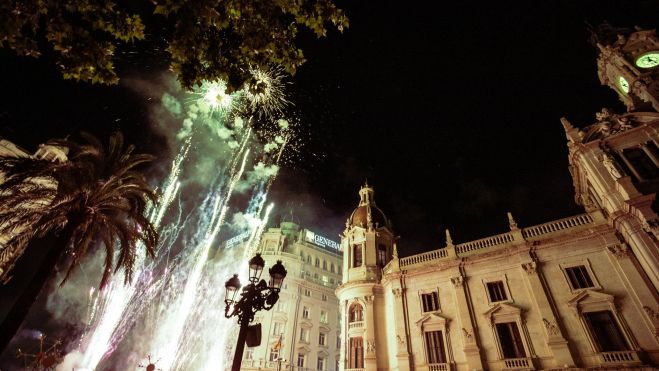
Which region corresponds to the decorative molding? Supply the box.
[521,261,537,275]
[366,339,376,353]
[607,244,630,259]
[392,288,403,298]
[600,152,623,179]
[450,276,464,288]
[396,334,406,346]
[462,328,474,343]
[363,295,374,304]
[543,318,560,336]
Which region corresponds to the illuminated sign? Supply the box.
[224,231,251,249]
[305,230,339,250]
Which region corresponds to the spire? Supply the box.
[445,229,457,258]
[507,212,518,230]
[445,229,454,248]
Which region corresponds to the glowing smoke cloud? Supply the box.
[50,73,291,371]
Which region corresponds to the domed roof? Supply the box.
[347,183,390,229]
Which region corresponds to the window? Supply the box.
[272,322,284,336]
[331,263,335,273]
[565,265,595,290]
[487,281,508,302]
[349,304,363,322]
[302,306,310,319]
[323,260,327,270]
[269,349,279,361]
[317,356,326,370]
[319,332,326,346]
[424,330,446,364]
[353,244,362,267]
[623,147,658,180]
[300,328,309,342]
[421,292,439,312]
[496,322,526,359]
[297,353,305,367]
[322,294,328,301]
[320,310,328,324]
[377,244,387,267]
[315,258,320,267]
[244,348,254,360]
[584,311,629,351]
[307,256,311,264]
[337,336,341,348]
[304,289,311,297]
[314,273,319,280]
[330,278,335,284]
[349,337,364,369]
[275,300,287,312]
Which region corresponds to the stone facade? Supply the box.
[235,221,343,371]
[336,28,659,371]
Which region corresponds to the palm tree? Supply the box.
[0,132,159,351]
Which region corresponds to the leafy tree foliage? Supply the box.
[0,0,348,90]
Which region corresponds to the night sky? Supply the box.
[1,0,658,257]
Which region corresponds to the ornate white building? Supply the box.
[231,220,344,371]
[336,29,659,371]
[0,139,68,284]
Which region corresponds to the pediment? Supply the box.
[317,349,329,357]
[483,302,523,320]
[415,312,449,328]
[567,289,614,308]
[297,344,311,354]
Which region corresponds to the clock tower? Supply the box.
[596,27,659,111]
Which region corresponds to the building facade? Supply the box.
[336,29,659,371]
[235,221,344,370]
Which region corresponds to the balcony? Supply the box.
[502,357,533,370]
[599,350,641,365]
[348,321,364,330]
[428,363,450,371]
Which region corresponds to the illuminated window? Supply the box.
[353,245,362,267]
[317,356,326,370]
[421,292,439,312]
[320,310,328,324]
[300,328,309,342]
[331,263,335,273]
[487,281,507,302]
[315,258,320,267]
[304,289,311,297]
[323,260,327,270]
[297,354,305,367]
[349,303,363,322]
[307,256,311,264]
[303,306,310,319]
[377,244,387,267]
[272,322,284,336]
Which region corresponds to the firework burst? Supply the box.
[242,66,290,119]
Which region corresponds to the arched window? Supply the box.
[349,337,364,369]
[377,244,387,268]
[349,303,363,323]
[330,263,335,273]
[353,244,362,267]
[315,258,320,267]
[323,260,327,270]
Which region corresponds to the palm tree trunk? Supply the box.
[0,222,76,353]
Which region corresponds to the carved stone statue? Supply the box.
[600,153,623,179]
[543,318,560,336]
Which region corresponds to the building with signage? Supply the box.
[336,29,659,371]
[233,220,344,371]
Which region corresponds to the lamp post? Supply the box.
[225,253,287,371]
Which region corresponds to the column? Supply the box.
[392,287,412,371]
[520,261,576,367]
[339,300,347,371]
[615,214,659,292]
[363,294,377,370]
[450,275,484,371]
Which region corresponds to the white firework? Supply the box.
[242,66,290,119]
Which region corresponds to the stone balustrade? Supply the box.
[599,350,640,364]
[393,213,598,270]
[502,357,532,369]
[455,232,514,254]
[521,213,593,239]
[428,363,450,371]
[400,249,448,268]
[348,321,364,329]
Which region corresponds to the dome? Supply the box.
[347,183,390,229]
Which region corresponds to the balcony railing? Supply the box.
[502,357,532,369]
[348,321,364,330]
[455,232,514,254]
[428,363,450,371]
[599,350,640,364]
[521,213,593,239]
[400,249,448,268]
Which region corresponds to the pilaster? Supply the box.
[450,274,484,371]
[363,294,377,370]
[392,287,412,371]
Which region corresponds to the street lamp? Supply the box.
[225,254,287,371]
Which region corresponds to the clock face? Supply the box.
[635,52,659,68]
[618,76,630,94]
